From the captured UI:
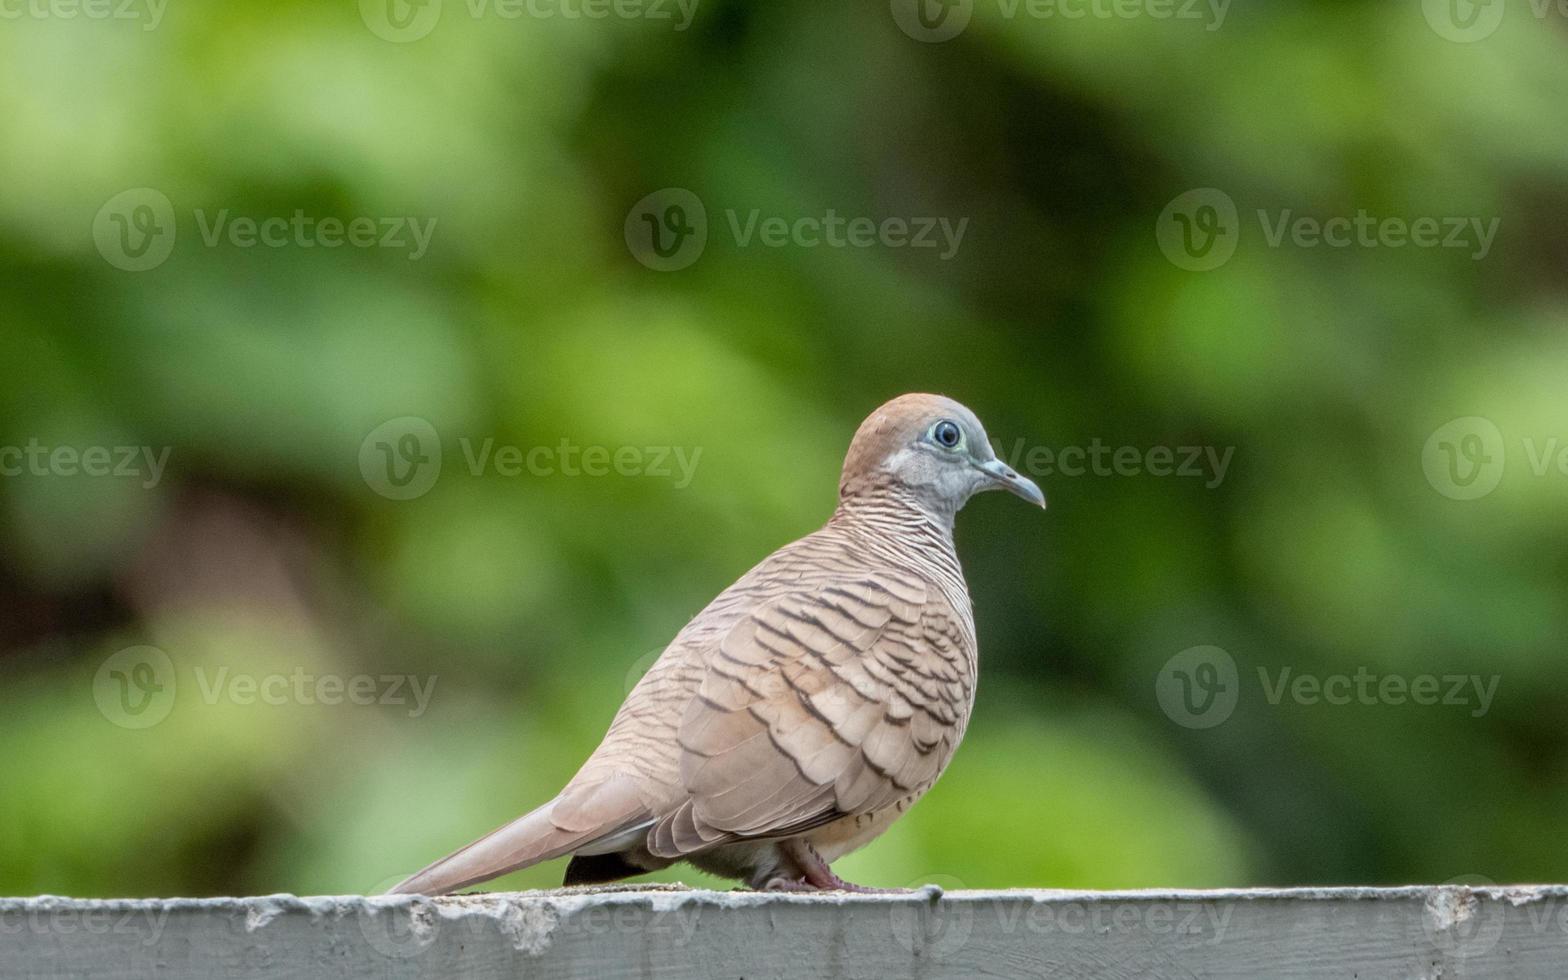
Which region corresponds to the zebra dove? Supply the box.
[390,393,1045,894]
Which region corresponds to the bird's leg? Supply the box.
[759,876,819,892]
[766,839,879,893]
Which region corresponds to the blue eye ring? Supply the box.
[933,420,962,449]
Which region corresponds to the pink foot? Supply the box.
[771,840,909,893]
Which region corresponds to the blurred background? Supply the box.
[2,0,1567,899]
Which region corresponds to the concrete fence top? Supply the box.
[4,884,1566,979]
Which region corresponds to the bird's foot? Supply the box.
[766,839,904,893]
[761,876,820,892]
[761,874,910,894]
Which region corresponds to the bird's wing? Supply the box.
[647,570,974,858]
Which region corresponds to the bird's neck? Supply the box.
[831,485,974,640]
[831,483,961,564]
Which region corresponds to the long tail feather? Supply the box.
[387,776,650,895]
[387,801,579,895]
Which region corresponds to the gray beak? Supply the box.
[978,458,1047,509]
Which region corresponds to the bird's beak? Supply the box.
[977,458,1047,509]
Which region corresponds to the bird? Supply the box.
[389,393,1045,895]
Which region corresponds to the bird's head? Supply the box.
[839,393,1046,522]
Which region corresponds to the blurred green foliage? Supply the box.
[1,0,1566,898]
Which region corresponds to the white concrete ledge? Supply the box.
[4,885,1567,978]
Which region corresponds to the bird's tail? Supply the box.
[386,775,649,896]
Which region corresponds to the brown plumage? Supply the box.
[389,393,1045,894]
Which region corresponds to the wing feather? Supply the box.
[646,571,973,859]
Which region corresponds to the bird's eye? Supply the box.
[932,420,962,449]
